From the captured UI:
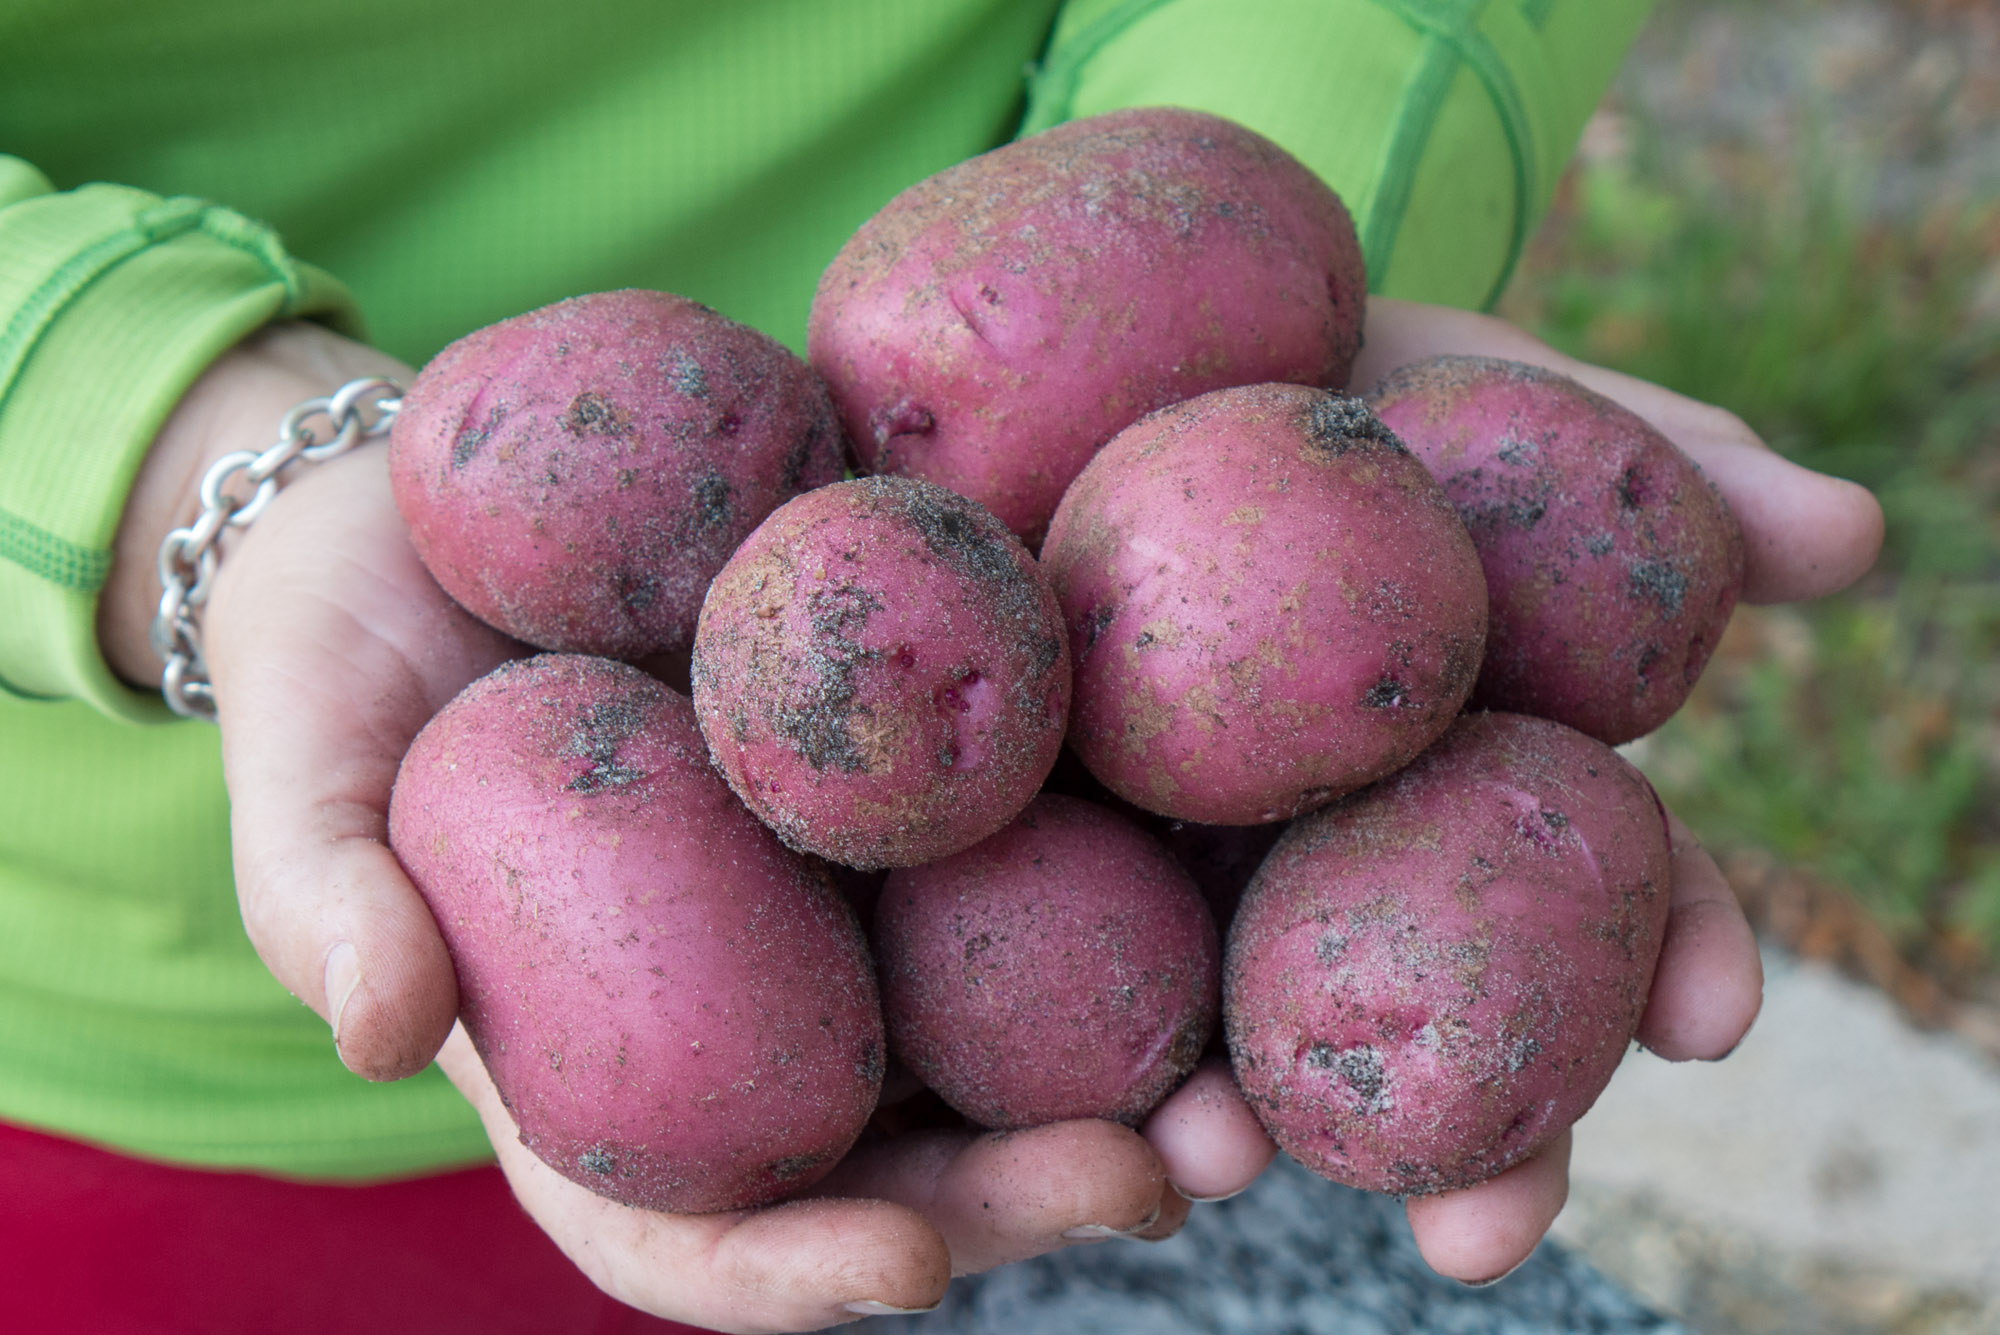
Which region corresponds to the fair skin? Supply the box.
[98,299,1881,1331]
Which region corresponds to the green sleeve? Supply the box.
[1026,0,1655,309]
[0,158,363,721]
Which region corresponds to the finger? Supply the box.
[1403,1129,1571,1285]
[1128,1184,1193,1242]
[928,1120,1166,1270]
[1549,363,1884,604]
[1352,297,1885,603]
[1636,810,1764,1061]
[1658,431,1882,605]
[205,448,516,1080]
[1348,298,1557,392]
[815,1119,1169,1275]
[1138,1057,1276,1201]
[437,1027,952,1332]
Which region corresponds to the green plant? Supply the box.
[1499,74,2000,959]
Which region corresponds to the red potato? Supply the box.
[874,794,1219,1129]
[690,476,1070,869]
[809,106,1366,546]
[1040,382,1488,826]
[1368,356,1745,743]
[388,655,882,1214]
[390,289,846,659]
[1224,712,1672,1196]
[1038,746,1278,931]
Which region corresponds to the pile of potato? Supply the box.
[385,108,1742,1214]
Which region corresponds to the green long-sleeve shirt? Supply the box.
[0,0,1651,1179]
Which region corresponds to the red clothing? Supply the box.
[0,1121,709,1335]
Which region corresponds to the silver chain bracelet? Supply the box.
[150,376,405,720]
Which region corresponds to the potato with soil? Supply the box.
[389,289,846,659]
[874,794,1219,1129]
[690,476,1070,869]
[1368,356,1744,743]
[809,106,1366,546]
[1224,711,1672,1196]
[388,654,882,1214]
[1040,382,1488,826]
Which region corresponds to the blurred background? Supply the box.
[1495,0,2000,1330]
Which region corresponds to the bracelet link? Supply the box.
[150,375,403,720]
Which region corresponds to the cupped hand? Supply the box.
[432,1030,1278,1330]
[434,1049,1212,1330]
[1110,296,1884,1287]
[101,322,516,1082]
[1340,297,1882,1282]
[97,321,1266,1331]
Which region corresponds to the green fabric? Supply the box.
[0,177,363,716]
[0,692,495,1177]
[0,0,1061,369]
[1027,0,1656,305]
[0,0,1647,1179]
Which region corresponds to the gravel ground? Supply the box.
[862,1154,1686,1335]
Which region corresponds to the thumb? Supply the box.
[205,444,515,1080]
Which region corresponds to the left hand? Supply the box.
[1130,296,1882,1285]
[1397,806,1758,1284]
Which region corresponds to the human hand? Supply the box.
[437,1026,1283,1330]
[1340,297,1885,1283]
[96,320,1271,1330]
[100,321,514,1081]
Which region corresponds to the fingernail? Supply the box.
[1178,1184,1248,1203]
[1459,1258,1528,1289]
[843,1299,941,1316]
[1062,1203,1159,1241]
[1707,1034,1749,1062]
[325,942,361,1047]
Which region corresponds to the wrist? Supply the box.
[97,322,413,689]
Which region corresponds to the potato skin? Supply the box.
[388,655,882,1214]
[1041,382,1488,826]
[809,107,1366,546]
[1224,712,1672,1196]
[690,476,1070,869]
[874,794,1219,1129]
[389,289,846,659]
[1368,356,1745,743]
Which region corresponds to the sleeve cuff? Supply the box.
[1027,0,1655,309]
[0,168,363,721]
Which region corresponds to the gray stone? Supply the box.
[860,1155,1685,1334]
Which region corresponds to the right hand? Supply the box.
[98,320,1271,1331]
